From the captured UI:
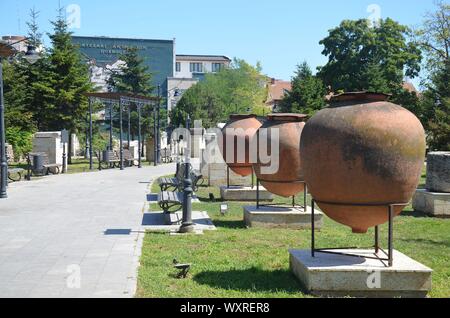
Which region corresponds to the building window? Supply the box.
[176,62,181,72]
[190,62,203,73]
[212,63,224,72]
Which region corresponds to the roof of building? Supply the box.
[267,79,292,104]
[71,35,174,43]
[176,54,231,62]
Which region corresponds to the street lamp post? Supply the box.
[0,40,39,199]
[89,97,93,170]
[109,102,113,150]
[0,58,7,198]
[157,85,161,165]
[138,103,142,168]
[153,101,158,167]
[127,104,131,150]
[119,98,124,170]
[179,115,195,234]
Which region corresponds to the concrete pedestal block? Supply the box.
[289,249,432,298]
[244,206,323,229]
[426,152,450,193]
[413,189,450,217]
[163,211,217,231]
[220,186,273,201]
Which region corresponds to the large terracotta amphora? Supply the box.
[301,92,426,233]
[253,113,308,197]
[220,114,263,177]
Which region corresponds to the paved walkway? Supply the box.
[0,164,175,298]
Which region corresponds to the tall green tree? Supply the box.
[317,18,422,108]
[19,8,54,132]
[2,8,45,158]
[44,9,93,162]
[171,58,268,128]
[2,60,36,158]
[107,47,158,148]
[417,1,450,150]
[107,47,154,94]
[279,62,327,116]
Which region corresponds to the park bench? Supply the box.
[158,163,185,192]
[27,153,62,176]
[158,191,184,214]
[157,163,204,214]
[97,150,120,170]
[158,163,203,192]
[123,149,137,167]
[160,148,173,163]
[7,168,25,182]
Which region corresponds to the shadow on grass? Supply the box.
[400,210,431,218]
[212,220,246,229]
[193,267,305,294]
[398,238,450,248]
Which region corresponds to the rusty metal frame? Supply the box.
[256,178,308,211]
[311,200,409,267]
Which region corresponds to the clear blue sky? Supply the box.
[0,0,438,82]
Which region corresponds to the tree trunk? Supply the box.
[68,131,73,165]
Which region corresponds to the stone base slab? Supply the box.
[289,249,432,298]
[220,186,274,201]
[143,211,216,233]
[413,189,450,217]
[244,206,323,229]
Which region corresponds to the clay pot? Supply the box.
[253,114,308,197]
[301,92,426,233]
[220,114,263,177]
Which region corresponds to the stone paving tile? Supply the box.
[0,163,175,298]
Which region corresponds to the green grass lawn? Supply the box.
[137,168,450,298]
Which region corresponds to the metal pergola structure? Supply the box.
[84,92,160,170]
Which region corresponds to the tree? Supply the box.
[44,9,93,162]
[279,62,327,116]
[317,18,422,104]
[417,1,450,150]
[107,47,158,149]
[171,58,269,128]
[107,47,154,94]
[2,60,36,158]
[2,8,45,159]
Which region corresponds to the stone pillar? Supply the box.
[413,152,450,217]
[191,128,205,159]
[70,133,80,157]
[426,152,450,193]
[5,143,14,163]
[32,132,67,166]
[146,138,155,163]
[200,132,252,187]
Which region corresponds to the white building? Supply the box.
[89,60,126,92]
[174,55,231,79]
[1,36,28,53]
[167,55,231,112]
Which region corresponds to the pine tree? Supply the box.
[45,9,93,162]
[279,62,326,116]
[107,47,154,94]
[26,8,43,48]
[2,60,36,158]
[107,47,156,142]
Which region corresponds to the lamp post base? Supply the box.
[178,223,195,234]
